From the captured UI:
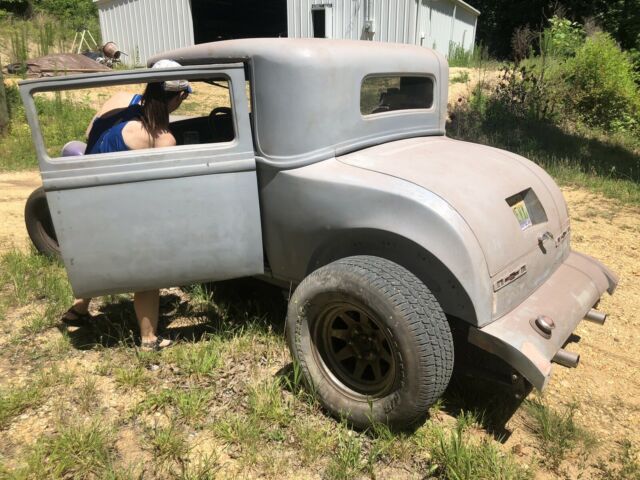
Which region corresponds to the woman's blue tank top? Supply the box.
[86,94,143,154]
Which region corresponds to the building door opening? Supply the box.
[311,5,333,38]
[192,0,288,43]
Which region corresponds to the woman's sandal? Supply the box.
[140,336,173,352]
[61,306,92,325]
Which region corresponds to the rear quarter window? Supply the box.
[360,75,434,116]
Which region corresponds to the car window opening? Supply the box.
[34,77,235,160]
[361,76,434,115]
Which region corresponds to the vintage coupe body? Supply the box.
[20,39,617,428]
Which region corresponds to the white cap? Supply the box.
[151,59,193,93]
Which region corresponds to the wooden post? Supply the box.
[0,58,9,136]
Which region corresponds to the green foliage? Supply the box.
[493,63,560,121]
[0,249,73,332]
[15,420,115,478]
[542,16,585,58]
[448,43,491,68]
[595,440,640,480]
[33,0,96,24]
[523,399,593,470]
[0,92,95,171]
[429,421,531,480]
[562,32,640,132]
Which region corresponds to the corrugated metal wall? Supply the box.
[287,0,478,57]
[452,7,477,51]
[95,0,194,66]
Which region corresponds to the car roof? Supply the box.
[150,39,448,167]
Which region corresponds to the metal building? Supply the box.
[290,0,479,53]
[94,0,479,66]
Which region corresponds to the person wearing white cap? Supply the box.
[64,60,193,350]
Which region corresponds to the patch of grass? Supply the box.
[173,387,212,422]
[325,423,365,480]
[595,440,640,480]
[137,387,212,423]
[0,89,96,171]
[166,337,223,377]
[15,420,115,479]
[114,366,147,389]
[0,249,72,333]
[448,43,494,69]
[0,366,68,428]
[146,421,190,463]
[451,71,471,84]
[292,417,336,466]
[0,383,42,428]
[169,453,221,480]
[211,412,262,463]
[76,376,99,412]
[247,378,293,428]
[429,422,532,480]
[523,398,593,469]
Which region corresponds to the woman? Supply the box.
[63,59,192,351]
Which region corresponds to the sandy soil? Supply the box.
[1,171,638,454]
[0,170,41,253]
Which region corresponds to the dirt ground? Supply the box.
[1,170,639,468]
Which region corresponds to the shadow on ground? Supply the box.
[60,278,529,437]
[61,278,287,350]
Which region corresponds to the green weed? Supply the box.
[76,375,99,412]
[167,338,222,377]
[16,420,115,478]
[523,398,593,469]
[138,387,212,422]
[292,417,336,466]
[114,366,147,389]
[451,70,471,84]
[0,383,42,428]
[0,249,72,332]
[448,43,493,68]
[0,92,95,171]
[169,453,221,480]
[595,440,640,480]
[325,423,365,480]
[0,366,68,428]
[212,412,262,463]
[247,378,292,427]
[429,423,532,480]
[146,421,190,462]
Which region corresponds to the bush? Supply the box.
[562,33,640,132]
[542,16,585,58]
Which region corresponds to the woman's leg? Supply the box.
[134,289,160,343]
[63,297,91,321]
[133,289,172,349]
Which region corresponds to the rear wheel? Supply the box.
[24,187,60,258]
[286,255,454,429]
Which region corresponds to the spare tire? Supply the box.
[24,187,60,258]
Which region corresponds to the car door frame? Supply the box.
[19,64,265,297]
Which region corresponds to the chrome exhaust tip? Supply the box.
[584,309,607,325]
[552,349,580,368]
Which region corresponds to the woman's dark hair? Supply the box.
[140,82,181,136]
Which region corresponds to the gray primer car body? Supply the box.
[20,38,617,392]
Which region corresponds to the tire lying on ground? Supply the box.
[24,187,60,258]
[286,255,454,429]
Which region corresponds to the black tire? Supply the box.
[286,255,454,429]
[24,187,60,258]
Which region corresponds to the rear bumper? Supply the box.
[468,251,618,390]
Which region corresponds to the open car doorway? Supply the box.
[192,0,288,43]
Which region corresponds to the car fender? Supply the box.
[259,158,494,326]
